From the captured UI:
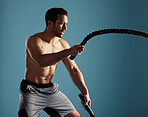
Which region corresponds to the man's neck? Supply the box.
[42,28,58,43]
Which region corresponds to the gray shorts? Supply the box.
[18,80,76,117]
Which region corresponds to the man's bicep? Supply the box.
[61,40,78,70]
[62,57,78,73]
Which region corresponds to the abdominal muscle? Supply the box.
[24,51,58,84]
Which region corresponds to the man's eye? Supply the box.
[59,22,68,26]
[60,22,64,24]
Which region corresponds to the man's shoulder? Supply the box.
[27,33,42,42]
[29,33,42,39]
[26,34,42,47]
[59,39,70,49]
[59,38,68,44]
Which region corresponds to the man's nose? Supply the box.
[63,24,67,31]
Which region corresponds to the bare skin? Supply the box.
[24,14,90,117]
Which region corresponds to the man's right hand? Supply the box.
[69,45,85,56]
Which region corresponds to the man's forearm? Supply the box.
[70,68,89,95]
[39,49,70,67]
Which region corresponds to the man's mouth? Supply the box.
[60,32,65,35]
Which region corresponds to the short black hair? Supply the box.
[45,8,68,26]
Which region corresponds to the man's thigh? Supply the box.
[45,91,76,117]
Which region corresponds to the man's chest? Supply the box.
[41,41,64,54]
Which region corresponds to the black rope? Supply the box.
[70,29,148,60]
[81,29,148,45]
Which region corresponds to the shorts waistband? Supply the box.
[21,79,53,88]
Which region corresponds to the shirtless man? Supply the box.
[18,8,91,117]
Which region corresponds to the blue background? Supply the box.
[0,0,148,117]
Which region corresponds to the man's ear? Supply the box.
[48,20,54,28]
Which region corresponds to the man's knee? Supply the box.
[74,111,80,117]
[65,110,80,117]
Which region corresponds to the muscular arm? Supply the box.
[26,36,70,67]
[63,57,89,95]
[62,41,88,95]
[26,36,84,68]
[62,40,91,107]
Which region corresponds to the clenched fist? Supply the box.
[69,45,85,56]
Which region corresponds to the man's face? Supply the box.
[52,14,68,38]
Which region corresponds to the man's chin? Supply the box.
[56,34,63,38]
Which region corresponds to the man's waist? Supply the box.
[21,79,53,88]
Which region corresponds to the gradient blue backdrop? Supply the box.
[0,0,148,117]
